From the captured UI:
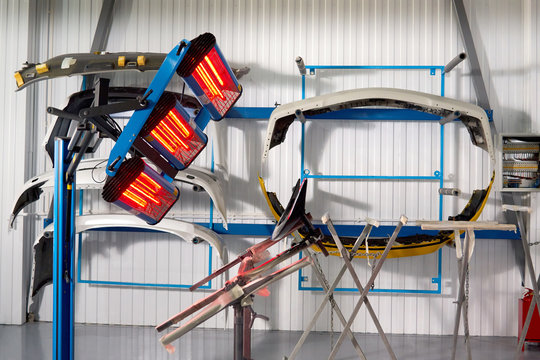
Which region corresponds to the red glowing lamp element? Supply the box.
[140,93,208,170]
[102,156,179,225]
[177,33,242,120]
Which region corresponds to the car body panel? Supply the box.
[11,158,228,229]
[262,87,494,163]
[259,88,497,259]
[30,214,227,297]
[15,52,166,91]
[258,172,495,259]
[15,52,250,92]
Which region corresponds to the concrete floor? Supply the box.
[1,322,539,360]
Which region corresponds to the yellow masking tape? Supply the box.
[118,56,126,67]
[36,63,49,74]
[14,72,24,87]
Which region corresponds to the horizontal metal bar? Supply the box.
[77,278,211,289]
[225,107,274,119]
[305,65,445,70]
[225,107,444,121]
[225,107,493,121]
[305,108,442,120]
[78,223,522,240]
[198,223,275,236]
[196,223,521,240]
[304,174,441,181]
[298,284,441,294]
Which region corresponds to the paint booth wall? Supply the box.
[0,0,32,325]
[2,0,540,337]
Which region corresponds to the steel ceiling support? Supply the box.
[452,0,491,111]
[85,0,116,87]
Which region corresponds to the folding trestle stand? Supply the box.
[285,214,408,360]
[419,221,516,360]
[502,205,540,359]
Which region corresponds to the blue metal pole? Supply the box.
[300,74,306,181]
[69,178,76,360]
[53,138,75,360]
[439,69,446,221]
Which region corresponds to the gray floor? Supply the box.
[1,322,540,360]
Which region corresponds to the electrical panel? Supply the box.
[498,134,540,192]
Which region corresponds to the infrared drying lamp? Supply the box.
[103,33,241,224]
[176,33,242,120]
[140,92,208,170]
[102,156,179,225]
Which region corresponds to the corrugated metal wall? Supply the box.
[0,0,31,325]
[3,0,540,338]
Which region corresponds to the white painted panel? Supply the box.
[0,0,30,325]
[3,0,538,340]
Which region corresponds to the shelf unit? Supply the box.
[498,134,540,192]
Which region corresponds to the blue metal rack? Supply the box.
[76,235,214,290]
[295,63,446,294]
[75,143,218,290]
[52,64,510,360]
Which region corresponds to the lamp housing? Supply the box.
[177,33,242,120]
[102,156,179,225]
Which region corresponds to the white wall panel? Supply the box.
[0,0,31,325]
[3,0,539,340]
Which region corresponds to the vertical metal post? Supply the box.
[300,74,306,181]
[451,229,473,360]
[514,211,540,357]
[85,0,116,87]
[233,303,244,360]
[53,138,75,360]
[242,306,252,359]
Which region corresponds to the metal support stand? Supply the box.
[242,306,252,360]
[53,138,76,360]
[419,221,516,360]
[50,1,115,357]
[50,79,127,360]
[233,301,265,360]
[233,303,245,360]
[452,229,473,360]
[286,214,406,359]
[286,217,390,360]
[301,249,367,360]
[505,205,540,358]
[326,214,406,360]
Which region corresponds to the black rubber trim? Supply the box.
[32,235,53,297]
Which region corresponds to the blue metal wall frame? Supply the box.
[69,104,218,291]
[67,66,509,297]
[74,143,217,290]
[293,64,447,294]
[76,233,213,290]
